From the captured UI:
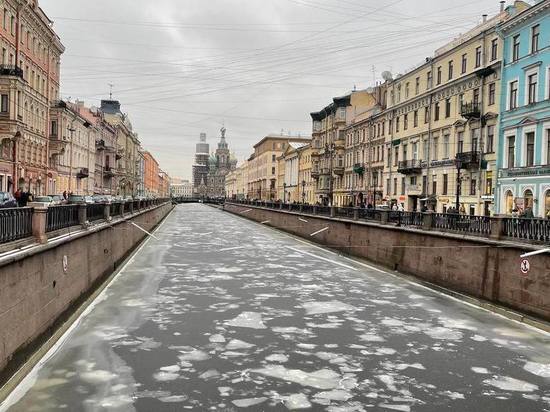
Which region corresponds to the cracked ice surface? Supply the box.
[3,204,550,412]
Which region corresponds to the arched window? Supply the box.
[505,190,514,214]
[524,189,534,210]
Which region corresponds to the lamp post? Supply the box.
[324,142,336,206]
[301,179,306,204]
[455,158,463,212]
[283,182,287,203]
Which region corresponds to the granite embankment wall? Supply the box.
[0,202,173,380]
[224,203,550,322]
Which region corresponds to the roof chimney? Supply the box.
[482,14,488,22]
[500,1,506,12]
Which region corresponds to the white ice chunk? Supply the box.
[226,312,267,329]
[378,404,410,412]
[313,389,353,402]
[524,362,550,378]
[303,301,357,315]
[80,370,117,384]
[359,333,385,342]
[199,369,220,380]
[252,365,341,389]
[159,365,180,373]
[483,376,538,392]
[265,354,289,363]
[153,371,179,381]
[209,334,226,343]
[284,393,312,410]
[424,327,463,341]
[178,349,210,362]
[232,397,267,408]
[471,367,490,374]
[225,339,256,350]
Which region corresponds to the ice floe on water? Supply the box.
[232,397,268,407]
[159,365,180,373]
[198,369,220,380]
[359,333,385,342]
[313,389,354,404]
[303,300,357,315]
[209,334,226,343]
[283,393,312,409]
[80,370,117,384]
[424,327,463,341]
[252,365,342,389]
[471,367,490,374]
[378,404,411,411]
[523,361,550,378]
[225,339,255,350]
[265,354,289,363]
[483,376,539,392]
[153,371,179,382]
[178,348,210,362]
[226,311,267,329]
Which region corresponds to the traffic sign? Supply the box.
[520,259,530,275]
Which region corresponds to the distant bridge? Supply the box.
[171,197,225,205]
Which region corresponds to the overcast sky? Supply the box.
[41,0,516,180]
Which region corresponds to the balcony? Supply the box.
[333,165,344,175]
[104,166,115,178]
[353,163,365,175]
[96,139,106,150]
[48,138,67,157]
[460,102,481,120]
[398,159,423,174]
[77,167,89,179]
[456,151,481,169]
[0,65,23,78]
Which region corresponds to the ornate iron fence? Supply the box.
[0,207,33,244]
[502,218,550,242]
[86,204,105,222]
[46,205,79,232]
[334,207,355,218]
[432,213,491,236]
[357,208,383,222]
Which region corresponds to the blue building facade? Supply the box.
[496,0,550,218]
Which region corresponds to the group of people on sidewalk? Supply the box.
[13,189,33,207]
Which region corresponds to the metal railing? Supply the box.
[0,208,33,244]
[110,202,123,217]
[432,213,491,236]
[46,205,79,232]
[224,199,549,244]
[86,203,105,222]
[502,218,550,242]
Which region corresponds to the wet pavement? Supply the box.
[1,203,549,411]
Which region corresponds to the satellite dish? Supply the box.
[381,71,393,81]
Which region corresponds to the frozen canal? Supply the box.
[2,203,549,411]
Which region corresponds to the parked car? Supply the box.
[48,194,65,205]
[92,195,113,203]
[28,196,55,208]
[68,194,94,204]
[0,192,17,208]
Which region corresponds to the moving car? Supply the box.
[0,192,17,208]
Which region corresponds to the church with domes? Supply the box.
[206,127,237,198]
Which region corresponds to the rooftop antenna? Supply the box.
[108,83,114,100]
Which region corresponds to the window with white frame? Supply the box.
[526,69,538,105]
[507,136,515,168]
[509,80,518,109]
[525,131,535,167]
[545,127,550,165]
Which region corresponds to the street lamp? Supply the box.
[455,158,463,212]
[324,142,336,206]
[301,180,306,204]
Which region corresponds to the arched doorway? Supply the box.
[524,189,534,211]
[505,190,514,214]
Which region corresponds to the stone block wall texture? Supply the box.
[224,204,550,321]
[0,203,173,374]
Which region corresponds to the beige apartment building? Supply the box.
[49,100,96,195]
[310,90,379,206]
[101,99,141,197]
[380,2,529,215]
[225,158,249,200]
[277,141,313,203]
[0,0,63,195]
[247,134,310,201]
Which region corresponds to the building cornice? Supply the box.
[499,0,550,33]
